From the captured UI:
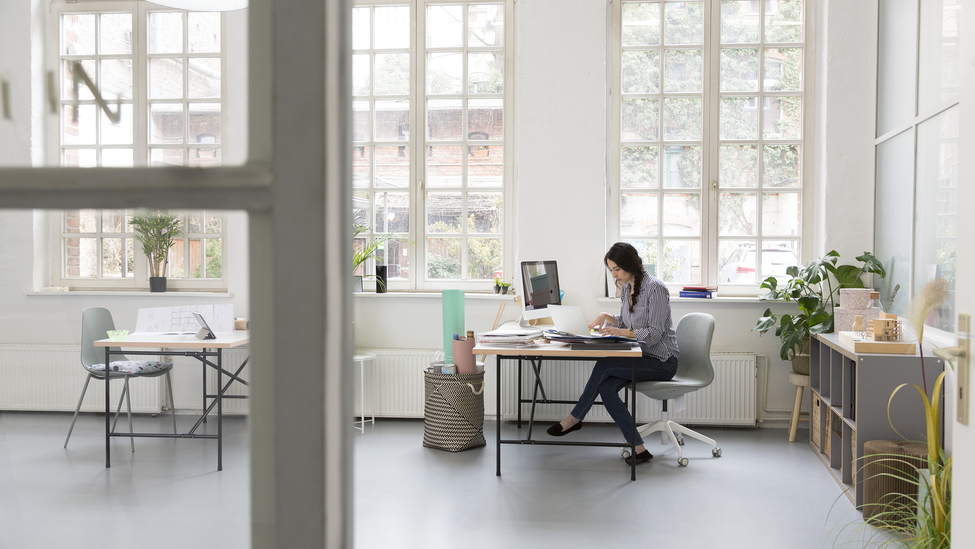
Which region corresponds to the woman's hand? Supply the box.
[598,326,630,337]
[588,313,616,331]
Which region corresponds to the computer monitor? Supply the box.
[519,260,561,326]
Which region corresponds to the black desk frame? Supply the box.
[495,353,639,481]
[103,346,249,471]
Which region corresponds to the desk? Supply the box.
[95,331,250,471]
[474,344,643,481]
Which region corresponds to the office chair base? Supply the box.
[635,419,721,466]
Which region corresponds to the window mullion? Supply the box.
[414,0,425,290]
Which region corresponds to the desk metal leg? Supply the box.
[202,360,208,424]
[527,359,542,440]
[217,348,223,471]
[630,357,636,481]
[105,347,111,468]
[516,359,522,428]
[496,355,502,476]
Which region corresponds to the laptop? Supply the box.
[546,305,604,338]
[193,312,217,340]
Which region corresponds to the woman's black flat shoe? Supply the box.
[624,450,653,465]
[546,422,582,437]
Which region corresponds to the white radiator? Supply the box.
[358,349,756,426]
[0,344,250,415]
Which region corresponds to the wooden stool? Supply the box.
[789,371,811,442]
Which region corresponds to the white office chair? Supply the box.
[626,312,721,466]
[63,307,178,452]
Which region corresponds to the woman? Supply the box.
[546,242,680,465]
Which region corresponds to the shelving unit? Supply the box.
[809,333,944,508]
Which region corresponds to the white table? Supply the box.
[95,331,250,471]
[353,352,377,433]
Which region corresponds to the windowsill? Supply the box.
[353,291,515,300]
[25,290,233,297]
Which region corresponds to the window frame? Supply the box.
[353,0,514,292]
[608,0,812,296]
[47,1,228,291]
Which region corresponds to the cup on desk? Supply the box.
[429,361,445,374]
[441,364,457,375]
[234,318,249,330]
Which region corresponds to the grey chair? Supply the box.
[629,312,721,466]
[64,307,178,451]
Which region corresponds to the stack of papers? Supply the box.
[543,329,637,343]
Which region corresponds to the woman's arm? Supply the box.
[630,279,669,346]
[587,312,617,331]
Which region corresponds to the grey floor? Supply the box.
[0,412,897,549]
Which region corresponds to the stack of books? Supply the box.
[679,285,718,298]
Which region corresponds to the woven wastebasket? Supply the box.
[422,369,486,452]
[862,440,927,527]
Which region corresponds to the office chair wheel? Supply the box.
[712,447,722,458]
[676,434,685,446]
[678,457,689,467]
[621,448,631,459]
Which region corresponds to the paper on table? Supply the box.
[135,304,235,333]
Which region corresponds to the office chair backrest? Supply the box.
[674,312,715,386]
[81,307,126,368]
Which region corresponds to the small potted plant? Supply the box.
[493,276,502,294]
[498,281,511,295]
[129,210,181,292]
[353,211,410,292]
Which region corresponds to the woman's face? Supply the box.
[606,259,634,285]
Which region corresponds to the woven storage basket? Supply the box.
[862,440,927,526]
[422,369,486,452]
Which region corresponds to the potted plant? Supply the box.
[753,250,886,374]
[353,211,403,292]
[498,281,511,295]
[493,276,502,294]
[129,210,181,292]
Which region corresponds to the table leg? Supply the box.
[202,359,208,423]
[496,355,502,477]
[217,348,223,471]
[517,358,522,428]
[358,358,365,433]
[105,347,111,468]
[630,357,636,481]
[527,359,542,440]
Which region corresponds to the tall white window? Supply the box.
[52,3,226,290]
[875,0,958,334]
[610,0,805,290]
[353,1,512,291]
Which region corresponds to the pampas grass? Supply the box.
[905,278,950,346]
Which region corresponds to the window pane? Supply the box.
[719,192,757,235]
[353,100,370,141]
[468,99,502,140]
[763,144,800,187]
[662,239,700,283]
[169,241,185,278]
[375,146,409,187]
[663,49,702,93]
[375,6,410,49]
[150,104,184,144]
[621,193,658,236]
[102,149,133,168]
[764,0,803,43]
[149,12,183,54]
[718,239,757,284]
[662,193,700,235]
[150,58,184,99]
[427,52,463,94]
[188,12,220,53]
[877,0,918,136]
[720,48,759,92]
[622,146,659,189]
[205,238,222,278]
[763,96,801,139]
[64,14,96,55]
[622,51,660,94]
[428,146,462,187]
[622,3,661,46]
[353,54,370,96]
[469,52,504,93]
[353,146,371,188]
[63,105,96,145]
[375,100,409,141]
[626,239,660,277]
[66,210,98,233]
[189,238,204,278]
[188,58,221,99]
[874,140,915,316]
[720,96,759,140]
[428,99,462,140]
[622,98,659,141]
[663,97,701,140]
[382,239,411,279]
[468,238,502,279]
[764,48,802,92]
[469,4,504,47]
[661,145,701,188]
[761,240,799,282]
[188,147,221,167]
[469,146,503,187]
[102,238,126,277]
[101,58,133,99]
[468,192,502,233]
[150,148,184,167]
[101,104,133,145]
[720,145,758,188]
[427,238,462,279]
[762,192,799,236]
[352,7,370,50]
[375,53,410,95]
[64,149,97,168]
[427,5,463,48]
[70,238,99,278]
[664,2,703,45]
[374,191,410,233]
[427,193,463,233]
[721,1,760,44]
[64,60,96,100]
[190,103,221,144]
[919,0,960,110]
